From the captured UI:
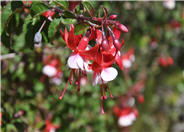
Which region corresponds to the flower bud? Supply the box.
[102,39,109,51]
[117,23,128,32]
[109,14,117,20]
[137,95,144,104]
[113,38,121,50]
[34,32,42,48]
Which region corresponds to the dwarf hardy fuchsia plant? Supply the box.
[57,4,128,114]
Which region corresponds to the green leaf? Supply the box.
[74,23,89,35]
[63,10,76,19]
[48,18,61,39]
[61,18,77,25]
[1,3,12,34]
[30,2,49,17]
[82,1,95,17]
[56,1,68,9]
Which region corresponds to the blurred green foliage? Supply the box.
[1,1,184,132]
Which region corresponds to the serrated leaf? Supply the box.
[74,23,89,35]
[61,18,77,25]
[30,2,49,17]
[48,18,61,39]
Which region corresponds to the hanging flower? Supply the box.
[44,120,60,132]
[114,106,138,127]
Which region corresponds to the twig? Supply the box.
[0,53,16,60]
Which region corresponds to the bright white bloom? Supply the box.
[163,0,175,9]
[43,65,57,77]
[118,113,136,127]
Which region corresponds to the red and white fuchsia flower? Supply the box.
[120,48,135,69]
[42,55,63,85]
[42,10,55,21]
[59,7,128,114]
[44,119,60,132]
[114,106,138,127]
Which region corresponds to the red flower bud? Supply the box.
[92,17,103,22]
[113,38,122,50]
[167,56,174,66]
[102,39,109,51]
[117,23,128,32]
[159,57,167,67]
[109,14,117,20]
[137,95,144,104]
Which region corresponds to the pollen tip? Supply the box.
[101,108,104,115]
[59,96,63,100]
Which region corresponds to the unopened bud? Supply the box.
[102,39,109,51]
[109,14,117,20]
[34,32,42,47]
[113,38,121,50]
[117,23,128,32]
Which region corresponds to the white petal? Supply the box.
[163,0,175,9]
[42,65,57,77]
[118,113,136,127]
[67,54,80,69]
[92,73,100,86]
[101,67,118,82]
[76,55,84,70]
[123,59,132,68]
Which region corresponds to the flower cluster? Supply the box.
[59,11,128,114]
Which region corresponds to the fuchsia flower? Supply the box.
[119,48,135,69]
[42,10,55,21]
[44,120,60,132]
[114,106,138,127]
[42,55,63,85]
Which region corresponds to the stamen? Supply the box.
[77,69,81,92]
[107,85,113,99]
[70,70,75,85]
[100,85,104,114]
[103,84,107,100]
[59,71,73,100]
